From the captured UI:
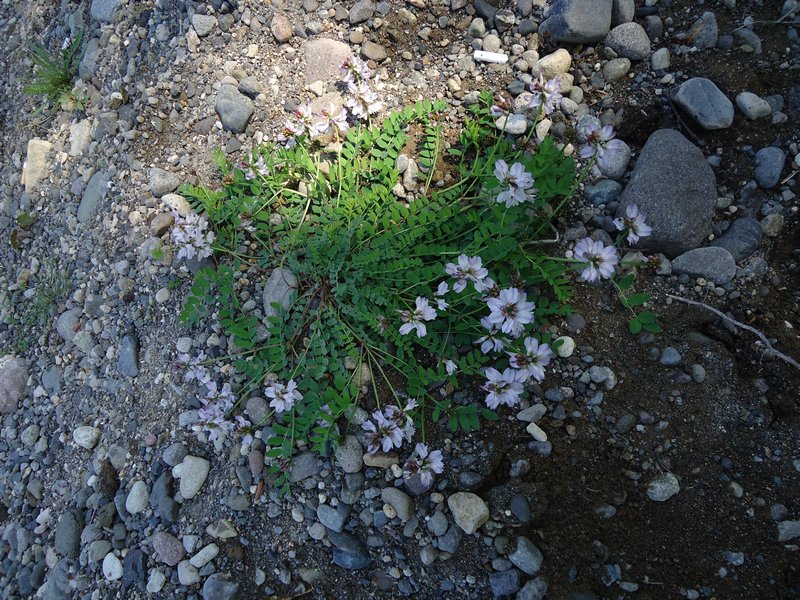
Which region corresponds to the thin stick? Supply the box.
[667,294,800,370]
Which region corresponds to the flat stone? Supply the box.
[172,455,210,500]
[602,57,631,82]
[754,147,786,189]
[54,510,83,558]
[335,435,364,474]
[190,543,220,568]
[262,268,298,321]
[508,536,544,575]
[90,0,124,22]
[177,560,200,586]
[736,92,772,119]
[302,38,353,85]
[202,574,239,600]
[162,443,187,467]
[617,129,716,258]
[147,569,166,593]
[152,531,185,566]
[361,40,387,61]
[191,14,217,37]
[215,84,255,133]
[540,0,613,44]
[509,494,532,523]
[517,404,547,423]
[778,521,800,542]
[23,139,52,193]
[317,504,349,533]
[673,78,734,130]
[73,426,101,449]
[711,218,763,261]
[349,0,376,24]
[597,138,630,180]
[329,531,371,569]
[489,569,521,597]
[381,487,415,522]
[651,47,670,70]
[611,0,635,26]
[447,492,489,534]
[585,179,622,206]
[517,577,548,600]
[118,333,140,377]
[534,48,572,79]
[363,452,399,468]
[647,472,680,501]
[78,171,109,223]
[125,481,149,514]
[495,114,528,135]
[149,168,181,198]
[206,519,238,540]
[671,247,737,284]
[0,356,27,414]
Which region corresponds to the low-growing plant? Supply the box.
[24,33,84,111]
[174,61,657,491]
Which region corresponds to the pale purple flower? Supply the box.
[170,209,215,261]
[434,281,449,310]
[577,122,628,173]
[340,56,372,85]
[362,410,404,454]
[573,237,619,282]
[445,254,489,293]
[613,203,653,245]
[193,402,230,442]
[346,81,382,120]
[398,297,437,338]
[443,359,458,375]
[241,155,270,181]
[494,160,536,207]
[482,367,525,409]
[383,399,417,441]
[475,317,507,354]
[319,104,350,134]
[234,415,253,447]
[486,288,535,338]
[528,75,563,115]
[508,337,553,382]
[178,352,211,384]
[265,379,303,413]
[403,443,445,487]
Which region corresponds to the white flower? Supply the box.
[445,254,489,293]
[265,379,303,413]
[508,337,553,382]
[613,203,653,245]
[285,102,328,139]
[346,81,382,119]
[443,359,458,375]
[573,237,619,282]
[486,288,535,338]
[319,103,349,134]
[362,410,404,454]
[577,122,629,174]
[494,160,536,207]
[482,367,525,409]
[528,76,563,115]
[340,56,372,84]
[398,297,437,338]
[475,317,507,354]
[434,281,449,310]
[170,209,215,261]
[403,443,445,487]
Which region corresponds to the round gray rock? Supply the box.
[539,0,613,44]
[605,22,651,60]
[754,147,786,189]
[671,247,737,284]
[215,84,255,134]
[647,472,680,501]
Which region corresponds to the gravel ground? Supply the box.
[1,0,799,598]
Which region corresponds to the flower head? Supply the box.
[528,75,563,115]
[482,367,525,409]
[403,443,445,488]
[486,288,535,338]
[340,56,372,85]
[577,121,628,173]
[443,359,458,376]
[445,254,489,293]
[398,297,437,338]
[494,160,536,207]
[508,337,553,382]
[613,204,653,245]
[573,237,619,282]
[362,410,404,454]
[346,81,382,120]
[475,317,507,354]
[319,103,349,135]
[170,209,215,261]
[285,102,328,139]
[265,379,303,413]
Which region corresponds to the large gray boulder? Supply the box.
[617,129,716,258]
[539,0,613,44]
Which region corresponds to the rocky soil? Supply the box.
[1,0,799,599]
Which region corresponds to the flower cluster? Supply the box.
[264,379,303,414]
[402,443,444,487]
[170,210,215,261]
[361,399,417,454]
[240,154,270,181]
[493,160,537,207]
[577,121,628,173]
[178,353,252,444]
[528,75,563,116]
[571,203,652,282]
[341,57,382,119]
[398,297,438,338]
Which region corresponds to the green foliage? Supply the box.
[179,91,579,471]
[24,33,84,111]
[4,260,72,352]
[616,273,662,334]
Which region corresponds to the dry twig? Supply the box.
[667,294,800,370]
